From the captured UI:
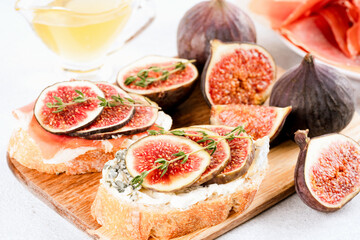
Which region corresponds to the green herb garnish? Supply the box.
[124,60,196,87]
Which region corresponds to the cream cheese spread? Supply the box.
[102,137,270,210]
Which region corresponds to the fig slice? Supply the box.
[201,39,276,106]
[171,127,231,185]
[196,125,255,184]
[210,104,292,141]
[294,130,360,212]
[117,56,198,109]
[85,93,159,140]
[125,135,211,192]
[71,82,135,137]
[34,80,104,134]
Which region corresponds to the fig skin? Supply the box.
[171,127,231,185]
[196,125,255,184]
[82,94,159,140]
[201,40,276,107]
[177,0,256,68]
[209,142,255,184]
[117,56,198,110]
[294,130,360,212]
[270,54,355,138]
[71,82,135,137]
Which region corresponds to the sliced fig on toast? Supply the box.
[117,55,198,109]
[34,80,104,134]
[294,130,360,212]
[171,127,231,185]
[85,93,159,140]
[196,125,255,184]
[210,104,291,141]
[72,82,135,137]
[126,135,211,192]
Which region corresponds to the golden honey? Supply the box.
[31,0,132,63]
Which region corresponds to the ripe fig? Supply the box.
[202,40,276,106]
[196,125,255,184]
[34,80,104,134]
[125,135,211,192]
[85,93,159,140]
[72,82,135,137]
[177,0,256,68]
[210,104,291,141]
[117,56,198,109]
[294,130,360,212]
[171,127,231,185]
[270,54,355,138]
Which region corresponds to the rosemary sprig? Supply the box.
[46,90,160,113]
[124,59,196,87]
[130,126,248,188]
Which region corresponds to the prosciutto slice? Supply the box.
[347,23,360,56]
[14,102,158,161]
[250,0,360,72]
[249,0,303,28]
[317,5,352,57]
[282,16,360,71]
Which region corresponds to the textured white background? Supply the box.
[1,0,360,239]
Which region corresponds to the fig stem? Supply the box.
[304,53,314,64]
[130,126,249,188]
[46,90,161,113]
[124,59,196,87]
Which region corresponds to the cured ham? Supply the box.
[10,102,170,175]
[250,0,360,72]
[249,0,302,28]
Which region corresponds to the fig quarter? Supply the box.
[294,130,360,212]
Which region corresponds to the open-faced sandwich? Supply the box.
[8,80,172,175]
[91,125,269,239]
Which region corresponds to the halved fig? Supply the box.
[72,82,135,137]
[210,104,292,141]
[117,56,198,109]
[294,130,360,212]
[196,125,255,184]
[125,135,211,192]
[171,127,231,185]
[34,80,104,134]
[201,39,276,106]
[86,93,158,140]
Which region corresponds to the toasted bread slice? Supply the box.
[8,103,172,175]
[91,137,269,239]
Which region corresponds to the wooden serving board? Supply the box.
[7,81,360,240]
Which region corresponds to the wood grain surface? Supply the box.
[7,80,360,240]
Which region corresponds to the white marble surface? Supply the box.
[1,0,360,239]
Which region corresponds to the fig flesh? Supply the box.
[125,135,211,192]
[85,93,159,140]
[210,104,291,141]
[294,130,360,212]
[72,82,135,137]
[171,127,231,185]
[196,125,255,184]
[34,80,104,134]
[177,0,256,68]
[202,40,276,106]
[117,56,198,109]
[270,54,355,138]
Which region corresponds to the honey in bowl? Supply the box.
[31,0,133,64]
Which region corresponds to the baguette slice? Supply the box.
[8,103,172,175]
[91,137,269,240]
